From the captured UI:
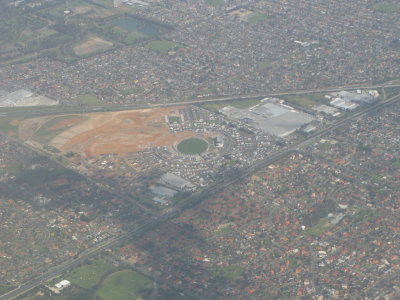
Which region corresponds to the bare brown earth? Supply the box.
[46,107,193,157]
[74,36,113,56]
[49,117,84,131]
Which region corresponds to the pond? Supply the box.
[111,16,165,37]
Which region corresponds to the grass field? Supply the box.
[282,93,329,108]
[96,269,152,300]
[246,12,268,24]
[0,117,19,134]
[384,86,400,99]
[146,40,177,54]
[207,0,224,6]
[214,265,244,280]
[201,98,261,112]
[15,168,66,188]
[168,116,181,123]
[67,258,113,289]
[372,2,400,13]
[0,285,15,296]
[35,115,85,144]
[177,138,208,155]
[257,58,274,71]
[120,86,144,96]
[72,94,104,106]
[303,219,330,237]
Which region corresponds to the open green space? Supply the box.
[72,94,103,106]
[384,86,400,99]
[372,2,400,13]
[96,269,152,300]
[15,168,67,188]
[145,40,177,54]
[246,12,268,24]
[0,117,19,134]
[120,85,144,96]
[207,0,225,6]
[303,219,330,237]
[257,58,274,71]
[19,28,58,44]
[35,115,85,144]
[282,93,330,108]
[201,98,261,112]
[0,1,165,64]
[350,208,379,224]
[67,258,113,289]
[94,22,144,45]
[214,225,233,236]
[0,285,16,296]
[177,138,208,155]
[168,116,181,124]
[213,265,244,280]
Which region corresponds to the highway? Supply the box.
[1,83,399,119]
[1,90,399,300]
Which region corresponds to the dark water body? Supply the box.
[111,16,165,36]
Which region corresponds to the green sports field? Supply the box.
[177,138,208,155]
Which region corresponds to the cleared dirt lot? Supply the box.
[16,107,193,157]
[74,36,113,56]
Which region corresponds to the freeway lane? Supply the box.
[1,83,399,119]
[1,92,400,300]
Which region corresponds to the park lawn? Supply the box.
[19,27,58,44]
[67,258,113,289]
[96,270,152,300]
[372,2,400,13]
[72,94,104,106]
[303,219,330,237]
[146,40,177,54]
[246,12,268,24]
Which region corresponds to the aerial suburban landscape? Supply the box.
[0,0,399,299]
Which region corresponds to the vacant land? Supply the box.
[372,2,400,13]
[74,36,113,56]
[201,98,261,112]
[281,93,329,108]
[32,115,85,144]
[66,258,113,289]
[146,40,177,54]
[72,94,104,106]
[246,12,268,24]
[96,270,152,300]
[13,107,196,157]
[207,0,225,7]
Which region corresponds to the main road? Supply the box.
[1,83,399,119]
[1,91,399,300]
